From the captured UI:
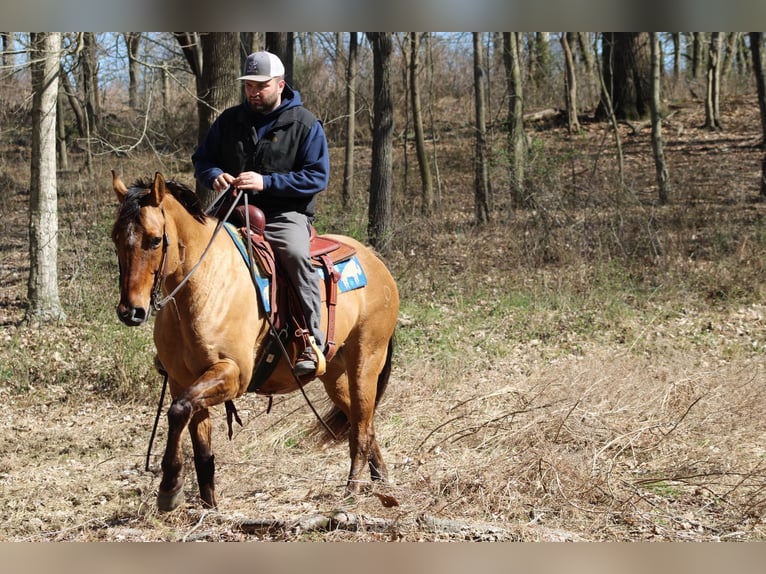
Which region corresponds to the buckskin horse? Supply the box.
[111,171,399,511]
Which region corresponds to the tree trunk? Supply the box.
[81,32,99,134]
[504,32,527,208]
[176,33,240,205]
[366,33,394,255]
[750,33,766,149]
[266,32,294,86]
[704,32,722,130]
[749,33,766,197]
[425,33,443,209]
[599,33,652,120]
[125,32,141,110]
[473,33,490,224]
[342,32,358,209]
[561,32,580,134]
[56,88,68,170]
[410,32,434,217]
[650,33,672,205]
[691,32,705,79]
[59,63,86,138]
[28,32,65,324]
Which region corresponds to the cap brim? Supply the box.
[238,74,274,82]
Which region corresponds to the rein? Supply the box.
[150,188,245,312]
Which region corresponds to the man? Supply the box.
[192,51,330,377]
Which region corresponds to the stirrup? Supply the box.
[294,335,326,377]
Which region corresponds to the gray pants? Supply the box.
[264,211,324,349]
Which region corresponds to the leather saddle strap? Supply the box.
[318,253,341,363]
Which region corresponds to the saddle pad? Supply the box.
[224,224,367,313]
[224,223,272,312]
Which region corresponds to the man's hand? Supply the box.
[232,171,264,192]
[213,173,235,193]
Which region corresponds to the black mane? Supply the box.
[112,177,207,241]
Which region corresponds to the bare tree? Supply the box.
[124,33,142,110]
[266,32,294,86]
[599,32,652,120]
[81,32,100,134]
[366,32,394,254]
[749,33,766,197]
[704,32,723,130]
[175,32,240,204]
[650,33,672,204]
[473,32,490,224]
[410,32,434,216]
[561,32,580,134]
[504,32,527,208]
[28,32,65,324]
[342,32,358,209]
[690,32,705,79]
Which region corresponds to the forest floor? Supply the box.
[2,96,766,542]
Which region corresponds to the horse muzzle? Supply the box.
[116,304,150,326]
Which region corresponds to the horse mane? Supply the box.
[113,177,207,238]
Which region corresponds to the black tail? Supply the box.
[319,333,395,440]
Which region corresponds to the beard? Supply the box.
[247,91,279,114]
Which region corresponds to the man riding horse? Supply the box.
[192,50,329,377]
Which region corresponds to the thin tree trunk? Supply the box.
[366,33,394,254]
[342,32,358,209]
[595,33,625,193]
[704,32,722,130]
[749,33,766,197]
[28,32,65,323]
[473,33,490,224]
[266,32,293,86]
[410,32,434,216]
[59,61,86,138]
[56,88,68,170]
[504,32,527,208]
[81,32,99,134]
[650,33,672,205]
[561,32,580,134]
[750,33,766,149]
[425,33,442,209]
[125,32,141,110]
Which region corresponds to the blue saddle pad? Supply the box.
[223,223,367,314]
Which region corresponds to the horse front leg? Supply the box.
[189,408,216,508]
[157,396,193,511]
[157,360,242,511]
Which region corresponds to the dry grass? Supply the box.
[2,95,766,541]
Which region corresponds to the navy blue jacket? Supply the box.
[192,84,329,217]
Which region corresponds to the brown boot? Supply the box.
[293,336,326,377]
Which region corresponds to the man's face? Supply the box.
[244,78,284,114]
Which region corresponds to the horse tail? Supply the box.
[318,332,395,441]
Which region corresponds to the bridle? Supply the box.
[149,208,170,312]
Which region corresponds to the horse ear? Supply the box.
[112,170,128,203]
[150,172,166,206]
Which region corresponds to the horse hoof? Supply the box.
[157,487,185,511]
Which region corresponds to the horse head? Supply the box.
[111,171,170,326]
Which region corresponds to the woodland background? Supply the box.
[2,32,766,541]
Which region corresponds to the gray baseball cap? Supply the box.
[238,51,285,82]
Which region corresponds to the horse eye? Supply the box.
[150,236,163,249]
